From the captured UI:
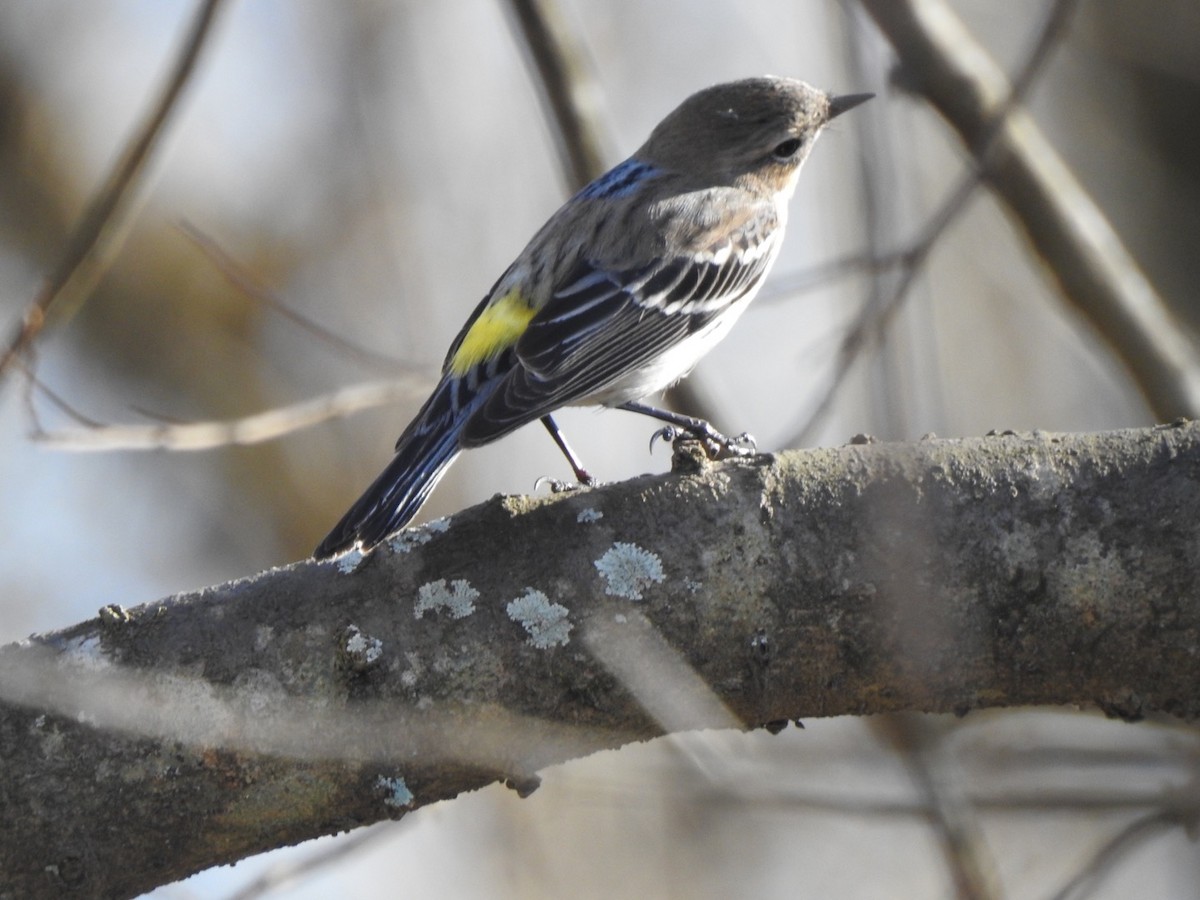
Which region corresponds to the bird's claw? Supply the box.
[649,424,758,460]
[722,431,758,455]
[700,429,756,460]
[649,426,679,454]
[534,475,588,494]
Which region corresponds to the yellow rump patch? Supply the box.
[448,289,535,376]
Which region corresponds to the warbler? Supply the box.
[315,76,871,558]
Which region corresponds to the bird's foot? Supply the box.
[650,424,757,460]
[534,474,594,494]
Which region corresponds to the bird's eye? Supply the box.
[772,138,802,160]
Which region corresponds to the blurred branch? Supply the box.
[859,0,1200,421]
[756,249,911,302]
[1047,810,1191,900]
[875,716,1001,900]
[719,783,1200,818]
[503,0,608,190]
[4,420,1200,896]
[785,0,1080,445]
[22,222,434,451]
[0,0,228,382]
[178,222,407,374]
[30,378,430,451]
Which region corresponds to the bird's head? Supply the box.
[637,76,872,193]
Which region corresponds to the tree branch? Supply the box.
[3,422,1200,897]
[858,0,1200,420]
[30,378,429,451]
[0,0,228,381]
[502,0,608,191]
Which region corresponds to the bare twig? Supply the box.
[1046,810,1189,900]
[32,378,430,451]
[178,222,408,374]
[756,249,913,302]
[0,0,228,381]
[787,0,1083,445]
[859,0,1200,420]
[875,716,1001,900]
[502,0,608,190]
[18,356,104,432]
[21,223,429,452]
[719,784,1198,818]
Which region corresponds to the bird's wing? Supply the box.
[458,212,780,446]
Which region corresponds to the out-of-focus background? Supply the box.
[2,0,1199,897]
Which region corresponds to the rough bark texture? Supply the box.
[3,424,1200,898]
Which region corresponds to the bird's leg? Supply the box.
[540,415,596,485]
[619,400,757,459]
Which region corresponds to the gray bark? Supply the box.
[2,423,1199,898]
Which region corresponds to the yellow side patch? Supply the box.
[448,289,536,376]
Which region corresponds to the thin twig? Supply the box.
[719,786,1197,817]
[32,378,430,452]
[178,221,408,374]
[755,249,912,303]
[787,0,1083,445]
[859,0,1200,420]
[22,221,433,451]
[0,0,228,381]
[1046,810,1188,900]
[874,716,1002,900]
[18,357,104,431]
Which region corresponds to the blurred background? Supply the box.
[1,0,1198,897]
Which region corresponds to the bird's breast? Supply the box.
[581,292,757,407]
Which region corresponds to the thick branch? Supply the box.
[3,423,1200,897]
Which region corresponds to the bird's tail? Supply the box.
[313,381,470,558]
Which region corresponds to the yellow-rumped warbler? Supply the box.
[315,77,871,558]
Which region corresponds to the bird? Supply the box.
[314,76,872,558]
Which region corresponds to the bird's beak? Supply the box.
[827,92,874,120]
